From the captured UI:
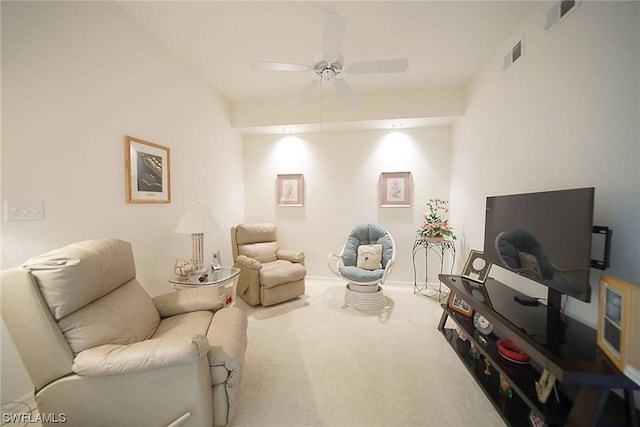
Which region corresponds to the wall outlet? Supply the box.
[5,200,44,221]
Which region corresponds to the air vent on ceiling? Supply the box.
[545,0,581,32]
[503,38,524,71]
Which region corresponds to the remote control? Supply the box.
[514,296,539,306]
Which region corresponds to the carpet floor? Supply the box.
[231,278,506,427]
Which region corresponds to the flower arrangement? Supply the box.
[417,198,456,240]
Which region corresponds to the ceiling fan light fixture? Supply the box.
[255,13,408,108]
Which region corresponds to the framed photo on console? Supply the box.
[448,292,473,317]
[461,250,491,283]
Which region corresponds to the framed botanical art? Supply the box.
[125,136,171,203]
[277,174,303,206]
[380,171,411,207]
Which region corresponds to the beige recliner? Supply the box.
[231,223,306,306]
[0,238,248,427]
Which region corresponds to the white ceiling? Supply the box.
[117,1,537,106]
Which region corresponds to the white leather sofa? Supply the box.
[0,238,248,427]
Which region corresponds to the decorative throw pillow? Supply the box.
[518,251,543,280]
[357,244,383,270]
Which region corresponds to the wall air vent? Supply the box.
[545,0,581,32]
[503,38,524,71]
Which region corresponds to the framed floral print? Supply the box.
[380,172,411,207]
[277,174,303,206]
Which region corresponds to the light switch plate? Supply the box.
[5,200,44,221]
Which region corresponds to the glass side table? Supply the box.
[169,266,241,307]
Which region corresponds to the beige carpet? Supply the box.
[232,278,506,427]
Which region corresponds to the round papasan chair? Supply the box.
[328,223,396,309]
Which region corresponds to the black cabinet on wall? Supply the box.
[437,274,639,427]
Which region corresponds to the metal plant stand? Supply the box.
[412,238,456,301]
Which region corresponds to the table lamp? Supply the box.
[175,202,219,273]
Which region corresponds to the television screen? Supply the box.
[484,187,594,303]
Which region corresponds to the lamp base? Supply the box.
[191,232,206,273]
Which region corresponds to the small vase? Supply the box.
[423,235,444,242]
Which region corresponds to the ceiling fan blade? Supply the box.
[323,13,347,62]
[347,58,409,74]
[334,79,362,108]
[253,61,311,72]
[288,79,320,107]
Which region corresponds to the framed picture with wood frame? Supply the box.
[448,292,474,317]
[277,174,304,206]
[125,136,171,203]
[380,171,411,207]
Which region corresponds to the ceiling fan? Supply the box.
[253,12,409,108]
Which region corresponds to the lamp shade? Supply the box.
[175,203,219,234]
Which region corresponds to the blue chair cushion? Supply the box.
[342,223,393,268]
[338,265,385,283]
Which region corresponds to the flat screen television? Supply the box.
[484,187,594,303]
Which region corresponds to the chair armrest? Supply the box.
[208,307,248,386]
[277,249,305,263]
[235,255,262,270]
[153,287,224,318]
[73,335,209,376]
[327,252,343,277]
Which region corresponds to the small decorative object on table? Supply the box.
[448,292,474,317]
[529,411,547,427]
[469,342,481,360]
[474,312,494,335]
[483,359,492,376]
[535,369,557,403]
[211,249,221,271]
[497,339,531,364]
[499,375,513,399]
[173,259,194,278]
[417,198,456,241]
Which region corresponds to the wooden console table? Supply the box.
[438,274,638,427]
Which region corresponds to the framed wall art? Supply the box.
[461,250,492,283]
[277,174,303,206]
[125,135,171,203]
[380,171,411,207]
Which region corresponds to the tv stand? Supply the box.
[438,274,638,427]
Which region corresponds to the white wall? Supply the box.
[1,1,244,401]
[242,127,452,283]
[450,1,640,327]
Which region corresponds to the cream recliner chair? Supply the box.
[231,223,306,306]
[0,238,247,427]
